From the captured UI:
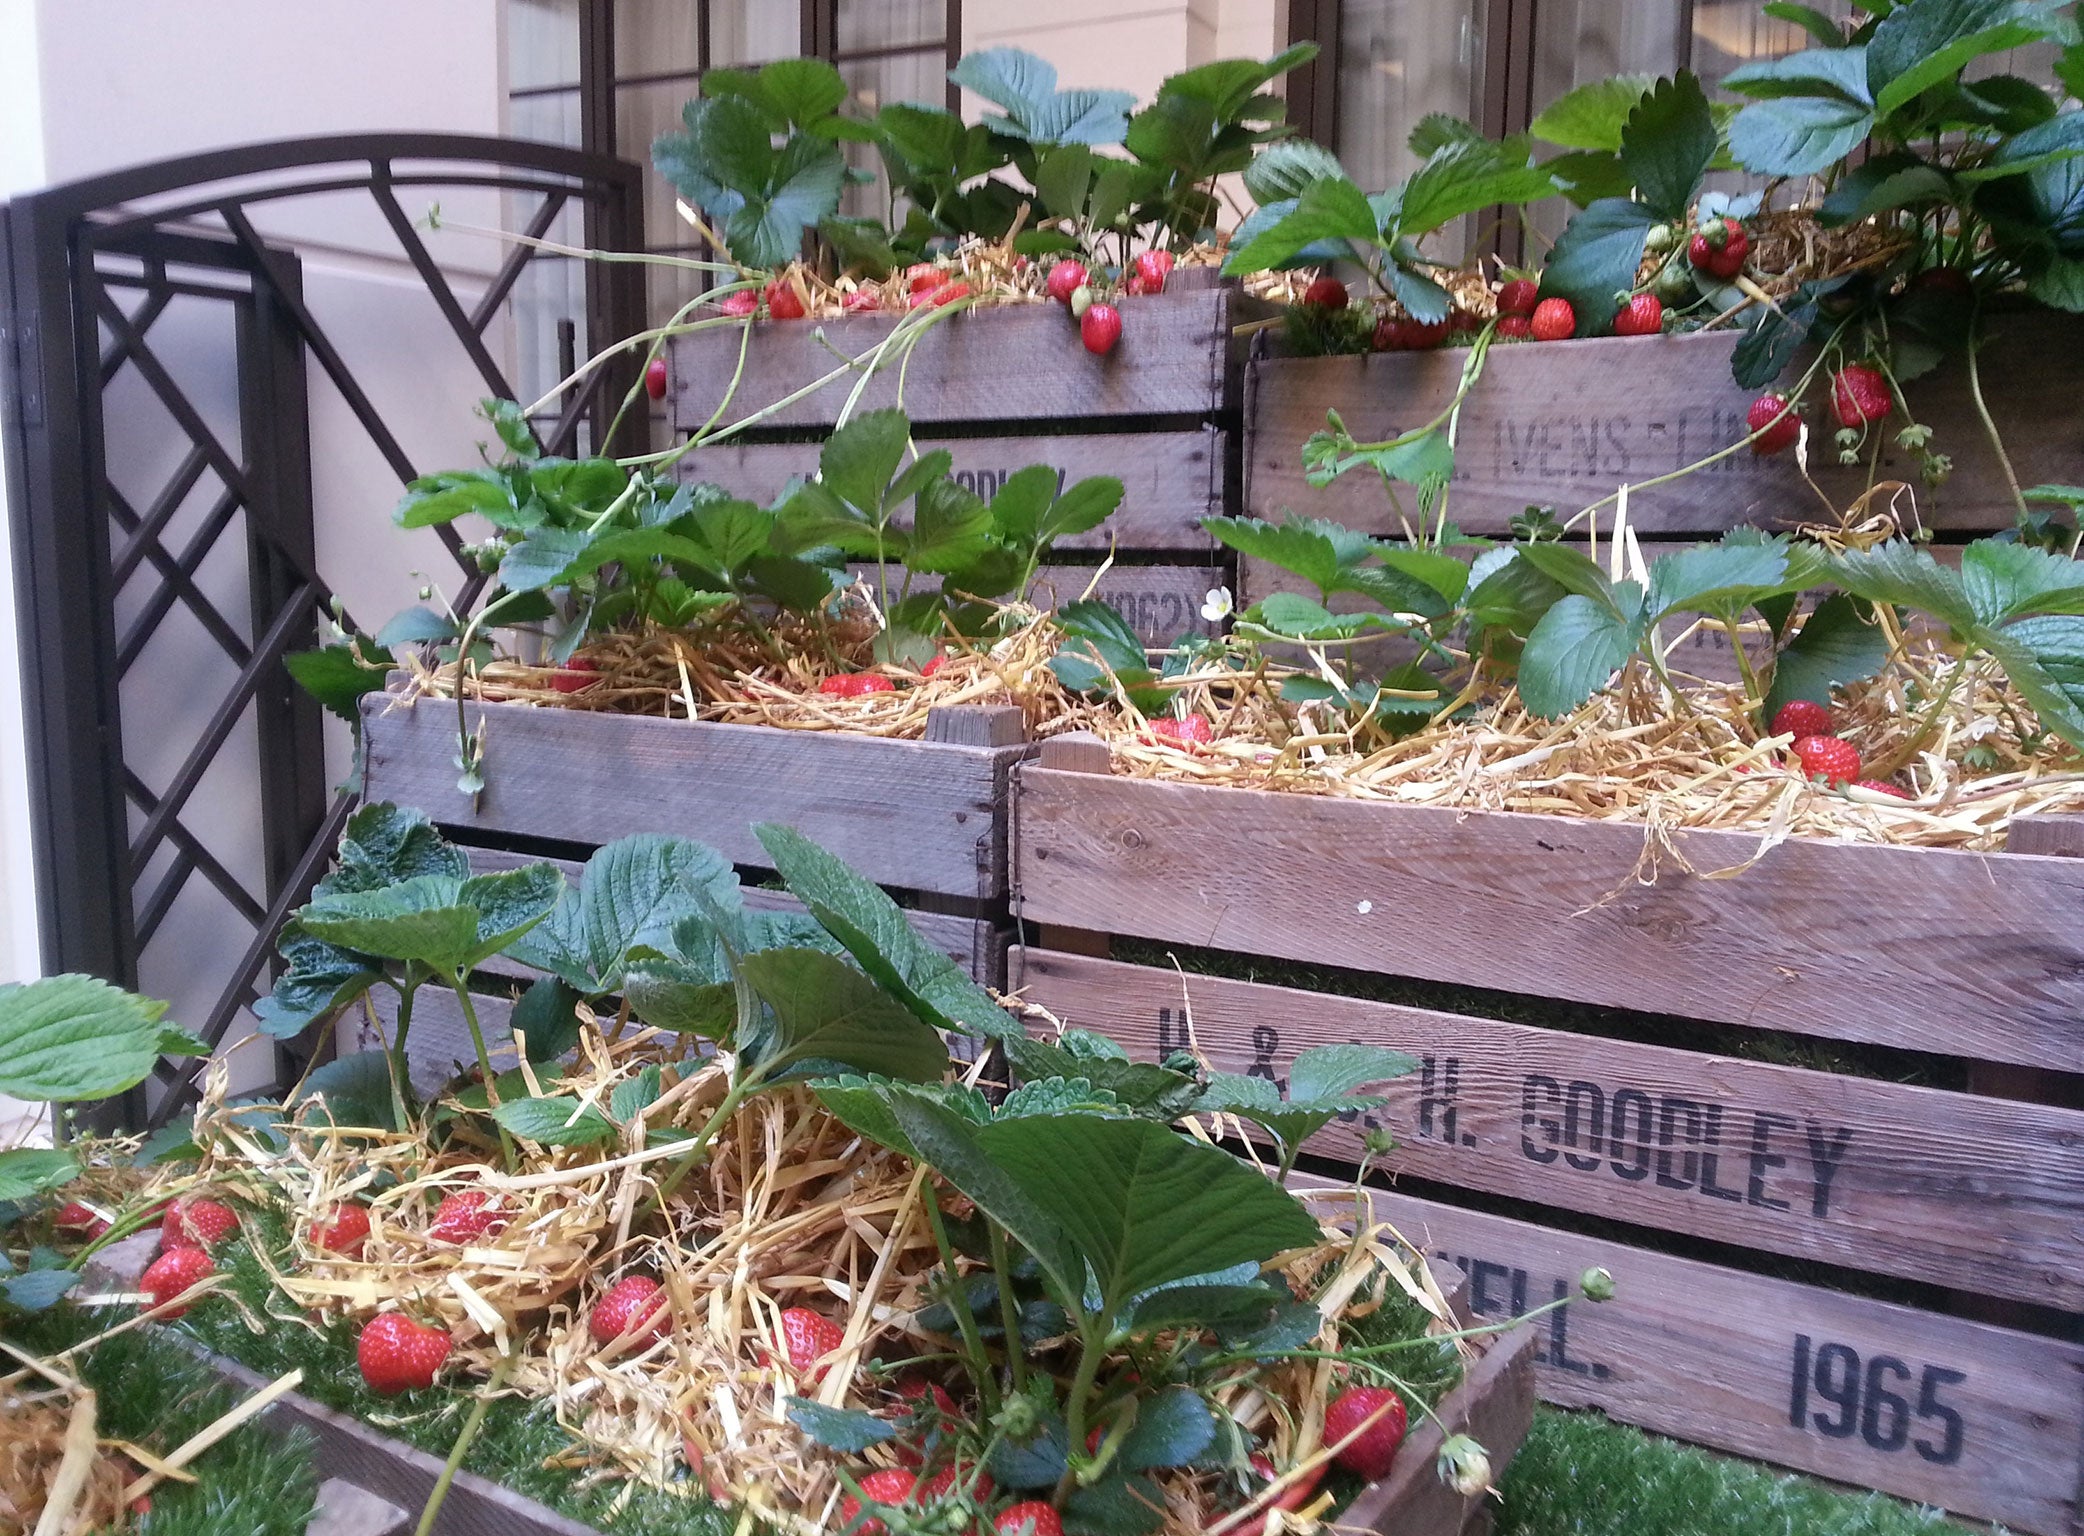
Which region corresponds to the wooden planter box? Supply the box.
[1242,314,2077,607]
[662,276,1274,644]
[352,688,1031,1083]
[1012,735,2084,1536]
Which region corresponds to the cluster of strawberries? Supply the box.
[1742,362,1892,460]
[793,1298,1412,1535]
[1045,250,1175,356]
[1767,698,1908,799]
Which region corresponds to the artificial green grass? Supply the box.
[178,1212,731,1536]
[8,1304,318,1536]
[1494,1409,1988,1536]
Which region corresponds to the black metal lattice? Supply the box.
[0,135,644,1126]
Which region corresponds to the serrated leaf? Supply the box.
[284,637,392,723]
[786,1397,898,1452]
[374,606,460,648]
[1960,539,2084,623]
[1243,139,1347,204]
[0,1149,77,1202]
[1831,540,1978,629]
[1519,594,1643,718]
[1766,594,1890,720]
[1869,0,2055,123]
[1114,1385,1217,1471]
[989,1407,1072,1491]
[492,1095,619,1147]
[510,975,583,1063]
[1621,73,1717,220]
[1289,1043,1422,1101]
[0,975,168,1102]
[754,824,1018,1043]
[510,835,736,994]
[1730,95,1875,178]
[738,947,949,1085]
[1221,175,1377,275]
[999,1078,1127,1117]
[1002,1036,1205,1120]
[1983,613,2084,747]
[1724,46,1874,104]
[1537,199,1658,334]
[1063,1471,1167,1536]
[3,1267,81,1312]
[1396,136,1557,237]
[296,1050,399,1131]
[1529,75,1657,151]
[256,927,382,1040]
[1646,539,1796,620]
[813,1073,991,1160]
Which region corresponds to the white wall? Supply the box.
[0,0,511,1099]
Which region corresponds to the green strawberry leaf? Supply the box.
[1765,594,1890,723]
[1620,72,1718,221]
[0,975,170,1103]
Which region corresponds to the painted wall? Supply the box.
[0,1,513,1104]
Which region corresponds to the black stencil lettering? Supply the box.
[1861,1356,1911,1452]
[1698,1105,1745,1202]
[1469,1261,1512,1318]
[1914,1367,1967,1465]
[1811,1343,1861,1438]
[1607,1088,1653,1181]
[1248,1024,1284,1093]
[1805,1122,1855,1219]
[1522,1075,1562,1163]
[1562,1081,1606,1172]
[1747,1112,1794,1212]
[1156,1006,1189,1058]
[1417,1056,1459,1144]
[1655,1097,1704,1190]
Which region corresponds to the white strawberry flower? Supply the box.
[1201,585,1233,622]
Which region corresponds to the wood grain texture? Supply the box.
[667,286,1268,430]
[848,560,1224,645]
[1346,1325,1538,1536]
[1286,1183,2084,1536]
[669,428,1226,551]
[197,1349,602,1536]
[362,691,1025,898]
[1015,950,2084,1309]
[1010,766,2084,1069]
[1246,316,2079,536]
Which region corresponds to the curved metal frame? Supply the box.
[0,133,644,1124]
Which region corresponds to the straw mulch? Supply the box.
[401,599,1089,743]
[185,1023,1466,1535]
[0,1384,134,1536]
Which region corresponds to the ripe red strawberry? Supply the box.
[357,1312,453,1396]
[995,1502,1063,1536]
[1497,314,1533,339]
[139,1246,214,1318]
[54,1201,109,1240]
[1124,270,1152,297]
[1148,715,1213,748]
[1530,297,1576,341]
[921,1461,993,1503]
[906,264,943,294]
[312,1203,371,1257]
[1046,260,1088,306]
[1747,393,1802,454]
[644,356,668,400]
[842,288,881,313]
[549,656,598,694]
[1910,265,1972,297]
[1302,276,1348,310]
[1770,699,1833,739]
[1612,293,1662,336]
[764,281,806,321]
[1133,250,1174,292]
[1081,303,1123,355]
[162,1197,238,1251]
[1324,1386,1407,1481]
[1496,278,1539,316]
[919,654,946,678]
[1793,734,1861,786]
[590,1275,670,1347]
[1831,363,1892,427]
[1448,306,1482,334]
[819,672,896,697]
[1375,315,1449,351]
[427,1188,507,1245]
[777,1306,845,1380]
[1856,779,1912,799]
[717,289,758,317]
[1249,1452,1327,1513]
[910,279,970,309]
[838,1468,918,1536]
[895,1376,959,1421]
[1689,218,1749,280]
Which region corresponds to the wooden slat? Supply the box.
[667,285,1264,430]
[196,1350,601,1536]
[1011,766,2084,1070]
[362,693,1024,899]
[1346,1325,1538,1536]
[1289,1183,2084,1536]
[1016,950,2084,1310]
[670,428,1225,551]
[1245,315,2080,536]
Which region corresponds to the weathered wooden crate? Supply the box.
[1244,314,2077,545]
[663,276,1273,644]
[1011,734,2084,1534]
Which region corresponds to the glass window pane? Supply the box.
[1530,0,1685,111]
[709,1,803,68]
[616,0,703,79]
[838,0,946,57]
[618,79,712,249]
[508,0,580,91]
[1335,1,1482,195]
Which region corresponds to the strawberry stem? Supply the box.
[414,1349,516,1536]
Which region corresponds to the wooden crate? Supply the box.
[662,277,1270,645]
[1010,735,2084,1534]
[1245,313,2077,540]
[361,689,1029,907]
